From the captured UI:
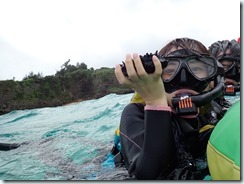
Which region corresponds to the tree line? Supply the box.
[0,60,132,115]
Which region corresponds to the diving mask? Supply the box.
[219,58,240,80]
[162,50,225,115]
[162,54,219,93]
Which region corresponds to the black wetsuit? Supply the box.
[119,102,223,180]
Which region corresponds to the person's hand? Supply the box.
[115,53,168,106]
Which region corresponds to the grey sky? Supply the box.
[0,0,241,81]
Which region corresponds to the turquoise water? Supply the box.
[0,93,133,180]
[0,93,240,180]
[224,92,240,105]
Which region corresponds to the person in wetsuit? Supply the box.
[113,37,226,180]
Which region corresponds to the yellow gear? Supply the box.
[130,92,145,104]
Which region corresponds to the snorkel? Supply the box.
[171,75,225,115]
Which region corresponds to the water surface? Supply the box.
[0,93,133,180]
[0,93,240,180]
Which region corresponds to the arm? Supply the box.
[120,103,176,179]
[116,53,175,179]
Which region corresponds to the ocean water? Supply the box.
[0,93,240,180]
[0,93,133,180]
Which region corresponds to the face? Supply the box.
[217,48,240,82]
[219,59,240,84]
[220,60,234,72]
[159,43,216,110]
[162,59,211,108]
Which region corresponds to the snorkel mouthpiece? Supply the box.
[224,84,240,96]
[174,95,198,115]
[172,76,225,116]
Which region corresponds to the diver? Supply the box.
[109,37,227,180]
[208,39,240,96]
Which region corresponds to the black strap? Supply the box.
[114,152,124,167]
[211,100,225,117]
[110,145,124,167]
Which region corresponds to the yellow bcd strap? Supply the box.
[199,124,215,133]
[130,92,145,104]
[115,127,120,136]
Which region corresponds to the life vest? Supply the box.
[207,100,240,180]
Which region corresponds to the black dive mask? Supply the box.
[219,58,240,82]
[162,52,219,93]
[162,50,225,116]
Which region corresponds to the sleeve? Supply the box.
[119,103,176,179]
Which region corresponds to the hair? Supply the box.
[158,37,210,57]
[208,39,240,61]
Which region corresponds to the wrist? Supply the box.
[145,98,168,106]
[145,105,171,111]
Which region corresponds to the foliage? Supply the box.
[0,61,132,115]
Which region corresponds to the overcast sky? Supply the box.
[0,0,241,81]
